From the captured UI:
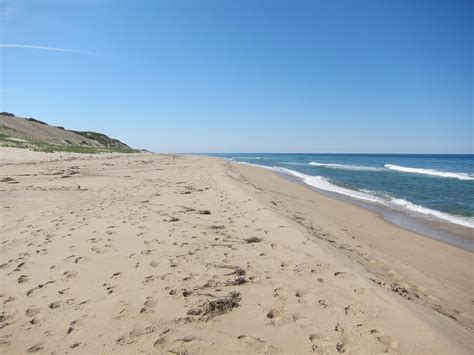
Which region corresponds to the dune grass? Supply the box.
[0,133,140,154]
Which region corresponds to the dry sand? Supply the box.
[0,148,472,354]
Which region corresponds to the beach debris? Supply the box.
[431,304,458,321]
[187,291,242,320]
[224,266,246,277]
[227,276,247,286]
[198,209,211,215]
[369,278,419,301]
[167,217,180,222]
[204,291,242,316]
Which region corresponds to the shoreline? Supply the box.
[1,148,472,353]
[233,160,473,251]
[230,159,474,333]
[280,169,474,251]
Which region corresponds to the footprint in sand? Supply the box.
[58,288,69,295]
[140,297,158,313]
[63,271,78,279]
[13,261,25,272]
[336,338,349,353]
[111,272,122,279]
[69,342,81,349]
[25,307,40,317]
[172,336,200,345]
[18,275,29,283]
[102,283,118,295]
[116,325,155,346]
[26,281,56,296]
[237,334,269,352]
[26,344,44,353]
[309,333,327,353]
[29,317,42,325]
[318,300,329,309]
[67,318,83,335]
[371,330,398,350]
[266,308,281,321]
[295,290,307,303]
[153,328,171,348]
[48,301,61,309]
[334,271,352,279]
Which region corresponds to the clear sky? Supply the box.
[0,0,472,153]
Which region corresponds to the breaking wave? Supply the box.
[384,164,474,181]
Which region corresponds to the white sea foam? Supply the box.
[239,162,474,228]
[309,162,383,171]
[236,156,263,160]
[384,164,474,181]
[272,167,387,203]
[281,162,309,166]
[388,199,474,228]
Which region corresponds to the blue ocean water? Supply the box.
[210,153,474,228]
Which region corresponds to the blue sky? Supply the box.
[0,0,472,153]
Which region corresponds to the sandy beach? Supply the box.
[0,148,472,354]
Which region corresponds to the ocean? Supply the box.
[208,153,473,245]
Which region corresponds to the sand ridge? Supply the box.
[0,148,472,354]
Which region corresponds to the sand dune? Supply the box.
[0,114,130,149]
[0,148,472,354]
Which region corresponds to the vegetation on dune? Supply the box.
[0,112,136,153]
[27,117,48,125]
[71,130,131,149]
[0,133,139,154]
